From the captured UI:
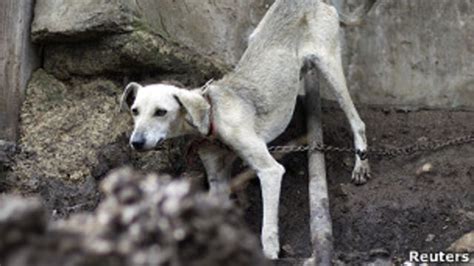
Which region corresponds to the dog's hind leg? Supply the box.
[302,4,370,184]
[304,52,371,184]
[198,144,236,198]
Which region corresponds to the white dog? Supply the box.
[121,0,371,259]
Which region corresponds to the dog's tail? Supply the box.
[328,0,379,26]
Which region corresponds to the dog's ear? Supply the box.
[120,82,142,112]
[173,91,210,135]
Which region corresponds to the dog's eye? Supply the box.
[131,108,139,116]
[154,109,167,117]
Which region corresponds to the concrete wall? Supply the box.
[342,0,474,109]
[0,0,38,143]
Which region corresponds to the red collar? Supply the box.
[204,93,216,138]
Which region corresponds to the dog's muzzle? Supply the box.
[130,133,146,151]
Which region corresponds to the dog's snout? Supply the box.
[131,134,146,150]
[131,140,145,150]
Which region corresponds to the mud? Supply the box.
[244,99,474,263]
[2,98,473,264]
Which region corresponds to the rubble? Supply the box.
[0,168,266,266]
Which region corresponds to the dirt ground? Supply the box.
[2,98,473,264]
[244,99,474,264]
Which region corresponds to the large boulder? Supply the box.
[32,0,271,76]
[448,231,474,253]
[43,30,226,80]
[135,0,272,66]
[31,0,137,42]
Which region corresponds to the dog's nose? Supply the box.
[131,140,145,150]
[130,134,145,150]
[131,139,145,150]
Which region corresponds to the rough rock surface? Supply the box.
[31,0,137,42]
[448,231,474,253]
[134,0,273,66]
[0,169,266,266]
[32,0,271,67]
[44,30,226,80]
[342,0,474,109]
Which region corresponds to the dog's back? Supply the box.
[214,0,339,141]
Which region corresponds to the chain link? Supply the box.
[267,134,474,158]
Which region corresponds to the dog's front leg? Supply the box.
[224,132,284,259]
[198,144,236,197]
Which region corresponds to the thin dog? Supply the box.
[120,0,371,259]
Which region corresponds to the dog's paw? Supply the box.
[351,158,371,185]
[262,230,280,259]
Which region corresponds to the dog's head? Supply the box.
[120,82,210,151]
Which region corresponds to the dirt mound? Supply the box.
[12,70,131,182]
[10,70,188,186]
[0,168,266,266]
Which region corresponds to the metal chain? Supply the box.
[267,133,474,158]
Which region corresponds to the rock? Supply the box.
[32,0,271,67]
[31,0,137,42]
[0,196,47,254]
[0,168,267,266]
[363,258,392,266]
[425,233,435,242]
[416,163,433,176]
[134,0,272,66]
[0,140,16,163]
[44,30,226,80]
[448,231,474,252]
